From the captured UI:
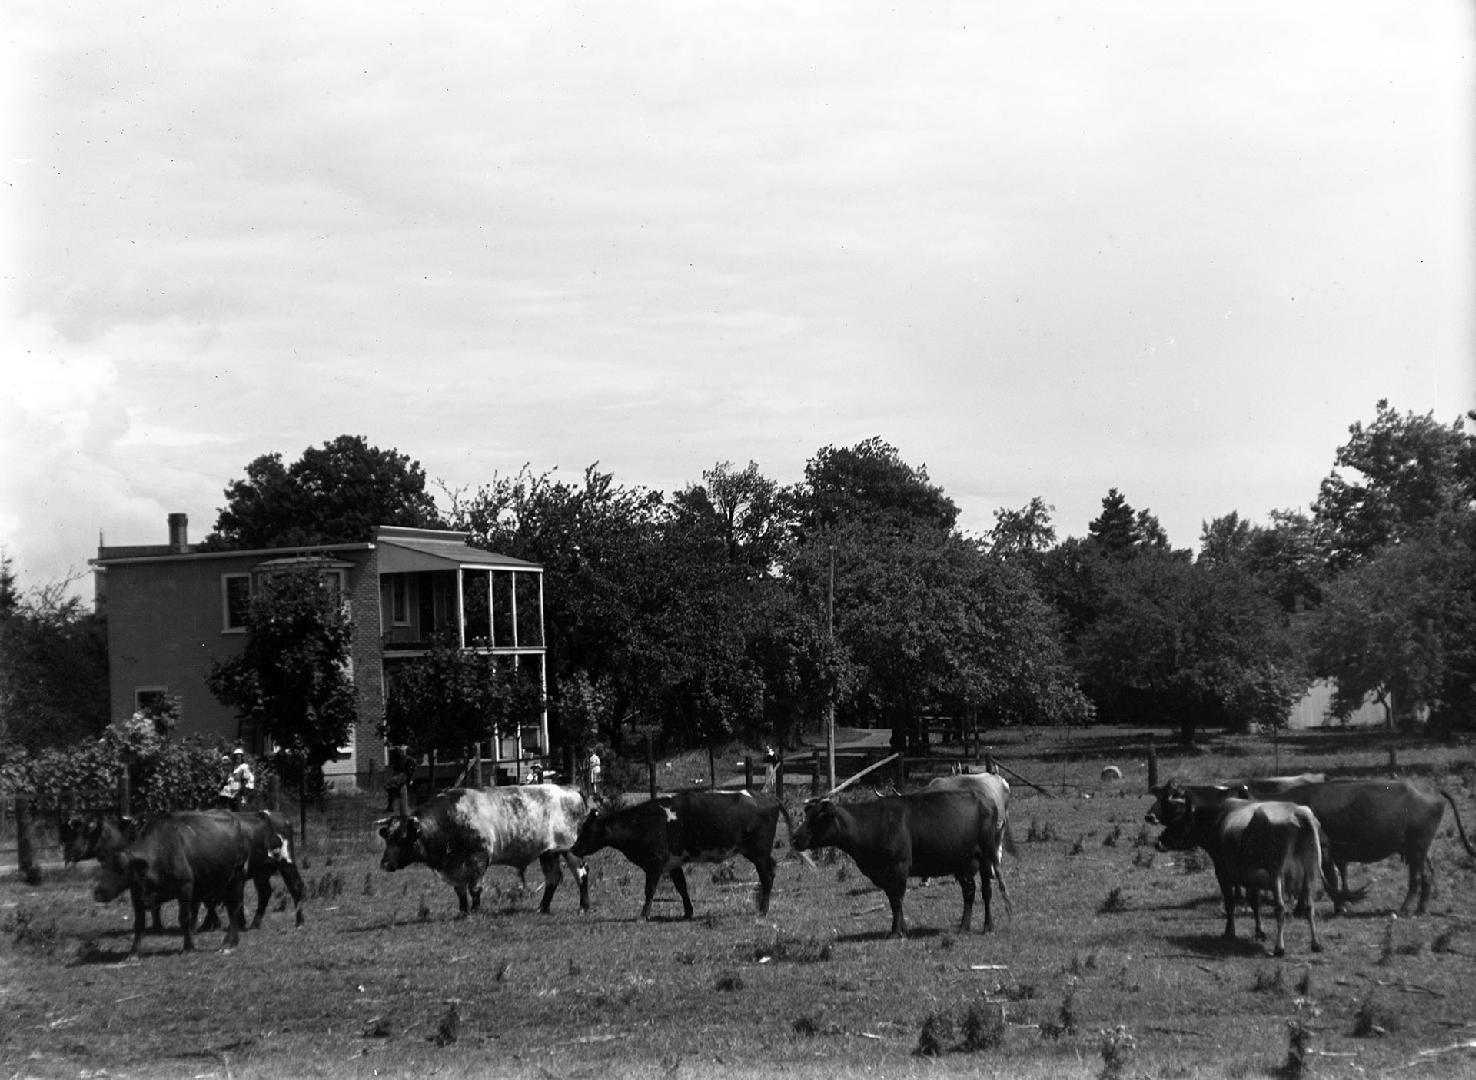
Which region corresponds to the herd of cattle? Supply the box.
[60,765,1476,960]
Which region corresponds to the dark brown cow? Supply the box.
[65,811,304,930]
[378,785,589,916]
[1144,774,1327,824]
[792,790,1002,939]
[1277,780,1476,915]
[1149,777,1476,915]
[92,811,251,956]
[1154,790,1327,957]
[571,789,795,920]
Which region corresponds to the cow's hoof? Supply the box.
[1273,946,1286,958]
[295,912,305,928]
[1310,941,1324,953]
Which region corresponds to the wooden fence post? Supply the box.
[15,797,38,883]
[646,734,657,799]
[744,756,754,792]
[1146,737,1159,792]
[810,756,822,797]
[117,771,131,819]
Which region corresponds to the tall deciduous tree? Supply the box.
[383,638,544,768]
[447,464,667,755]
[1305,516,1476,730]
[0,560,110,752]
[206,565,358,817]
[206,434,442,549]
[1313,401,1475,570]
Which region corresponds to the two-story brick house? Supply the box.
[91,514,547,790]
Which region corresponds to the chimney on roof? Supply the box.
[167,513,189,553]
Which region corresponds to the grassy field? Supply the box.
[3,726,1476,1079]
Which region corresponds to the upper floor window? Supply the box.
[222,574,252,633]
[389,575,411,626]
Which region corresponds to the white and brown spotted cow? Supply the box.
[378,785,589,917]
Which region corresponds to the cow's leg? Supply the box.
[1399,857,1422,917]
[1247,887,1265,941]
[222,879,243,951]
[180,898,198,953]
[752,851,777,916]
[1303,877,1322,953]
[565,852,590,913]
[150,903,165,933]
[277,859,306,927]
[1332,859,1351,915]
[248,871,272,929]
[128,889,149,957]
[669,867,695,920]
[200,902,221,932]
[1271,879,1287,958]
[452,884,473,916]
[536,851,563,914]
[1218,879,1238,942]
[886,886,908,938]
[954,871,976,933]
[640,867,663,920]
[1411,853,1435,916]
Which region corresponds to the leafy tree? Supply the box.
[1199,510,1326,615]
[669,460,789,577]
[206,565,358,817]
[1313,401,1475,570]
[448,464,668,754]
[206,434,442,549]
[1068,550,1304,743]
[794,437,958,535]
[988,497,1057,561]
[1304,516,1476,730]
[383,638,544,769]
[0,559,109,752]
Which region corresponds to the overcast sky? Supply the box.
[4,2,1473,598]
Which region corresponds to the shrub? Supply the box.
[1099,1026,1136,1080]
[959,999,1006,1051]
[1098,887,1127,914]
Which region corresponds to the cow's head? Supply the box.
[92,850,145,904]
[570,807,607,859]
[60,817,93,864]
[1152,786,1199,852]
[377,815,423,872]
[792,798,840,852]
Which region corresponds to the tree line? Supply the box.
[3,402,1473,770]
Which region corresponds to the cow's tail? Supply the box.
[777,802,817,869]
[1439,789,1476,858]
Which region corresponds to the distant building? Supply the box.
[1286,678,1387,729]
[91,515,547,789]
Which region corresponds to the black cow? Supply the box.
[378,785,589,916]
[92,811,251,956]
[792,790,1002,939]
[1149,778,1476,915]
[570,789,796,920]
[1154,791,1327,957]
[65,811,304,931]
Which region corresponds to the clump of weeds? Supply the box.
[1281,1017,1313,1079]
[1099,1025,1136,1080]
[913,996,1006,1057]
[710,862,737,885]
[744,930,833,964]
[1253,966,1288,994]
[1041,980,1078,1040]
[1352,994,1397,1038]
[1097,887,1127,914]
[714,971,744,992]
[1102,825,1122,847]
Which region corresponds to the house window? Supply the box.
[389,575,411,626]
[134,686,170,714]
[222,574,252,632]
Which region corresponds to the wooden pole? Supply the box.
[117,770,131,819]
[646,734,657,799]
[1147,737,1158,792]
[744,756,754,792]
[16,797,37,883]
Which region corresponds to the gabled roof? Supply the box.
[374,526,541,574]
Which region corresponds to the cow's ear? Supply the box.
[405,818,421,841]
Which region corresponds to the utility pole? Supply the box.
[826,542,836,792]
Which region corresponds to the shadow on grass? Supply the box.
[1165,932,1280,959]
[833,925,947,944]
